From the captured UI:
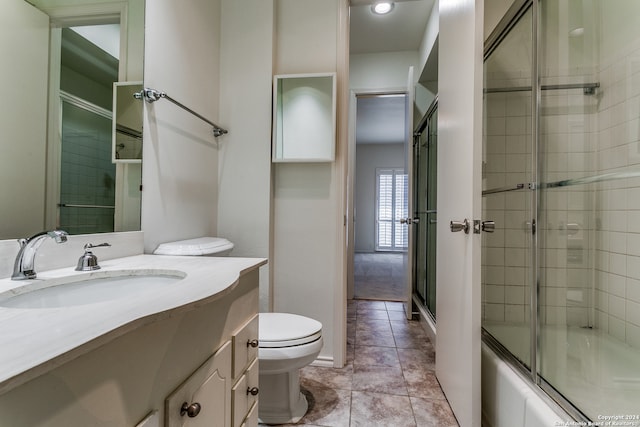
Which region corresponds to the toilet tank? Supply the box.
[153,237,234,257]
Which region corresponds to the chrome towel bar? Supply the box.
[134,88,228,137]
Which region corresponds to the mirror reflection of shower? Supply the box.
[58,25,120,235]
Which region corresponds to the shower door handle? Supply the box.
[481,221,495,233]
[450,219,470,234]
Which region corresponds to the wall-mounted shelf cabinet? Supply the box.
[272,73,336,162]
[112,81,143,163]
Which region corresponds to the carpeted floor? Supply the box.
[353,252,405,301]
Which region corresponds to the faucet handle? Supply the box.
[84,242,111,250]
[76,243,111,271]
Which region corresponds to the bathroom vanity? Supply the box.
[0,255,265,427]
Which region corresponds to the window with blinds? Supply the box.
[375,168,408,251]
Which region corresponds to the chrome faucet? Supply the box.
[12,230,69,280]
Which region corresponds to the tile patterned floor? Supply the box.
[354,253,405,301]
[260,300,459,427]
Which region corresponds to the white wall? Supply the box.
[355,143,404,252]
[0,1,49,239]
[271,0,346,364]
[350,51,419,91]
[418,0,439,79]
[141,0,222,253]
[218,0,274,312]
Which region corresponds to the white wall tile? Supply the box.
[626,300,640,326]
[628,278,640,303]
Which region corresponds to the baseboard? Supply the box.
[310,356,334,368]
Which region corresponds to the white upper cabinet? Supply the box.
[272,73,336,162]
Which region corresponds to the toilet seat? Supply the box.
[153,237,234,256]
[259,313,322,348]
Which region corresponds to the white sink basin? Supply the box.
[0,270,186,309]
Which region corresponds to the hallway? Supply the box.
[263,300,458,427]
[353,253,405,301]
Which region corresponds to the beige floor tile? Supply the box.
[350,391,416,427]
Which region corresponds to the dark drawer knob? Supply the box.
[180,402,202,418]
[247,387,259,396]
[247,339,259,348]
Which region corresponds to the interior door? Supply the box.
[403,66,415,320]
[435,1,483,426]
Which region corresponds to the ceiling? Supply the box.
[350,0,435,54]
[350,0,434,144]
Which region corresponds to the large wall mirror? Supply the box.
[0,0,145,240]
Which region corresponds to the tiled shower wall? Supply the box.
[593,41,640,348]
[483,31,640,350]
[59,105,116,235]
[483,88,532,327]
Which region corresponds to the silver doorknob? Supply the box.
[450,219,470,234]
[481,221,495,233]
[400,218,420,225]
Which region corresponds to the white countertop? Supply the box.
[0,254,266,395]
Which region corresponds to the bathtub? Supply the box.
[483,323,640,423]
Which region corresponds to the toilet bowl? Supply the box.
[258,312,323,425]
[153,236,234,257]
[153,237,324,424]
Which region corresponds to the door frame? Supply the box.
[346,88,410,302]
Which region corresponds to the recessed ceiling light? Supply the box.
[371,2,394,15]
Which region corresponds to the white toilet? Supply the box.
[153,236,234,257]
[153,237,324,425]
[258,312,323,425]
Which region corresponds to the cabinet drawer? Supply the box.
[240,401,258,427]
[165,341,232,427]
[231,359,259,427]
[232,314,259,379]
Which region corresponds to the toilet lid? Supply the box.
[153,237,234,256]
[259,313,322,348]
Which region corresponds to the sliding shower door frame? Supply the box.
[482,0,591,422]
[412,97,438,321]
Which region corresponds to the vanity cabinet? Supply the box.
[165,342,232,427]
[0,258,265,427]
[231,315,259,427]
[165,315,259,427]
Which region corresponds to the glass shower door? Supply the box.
[483,0,640,421]
[59,98,116,234]
[413,101,437,318]
[537,0,640,419]
[482,4,534,368]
